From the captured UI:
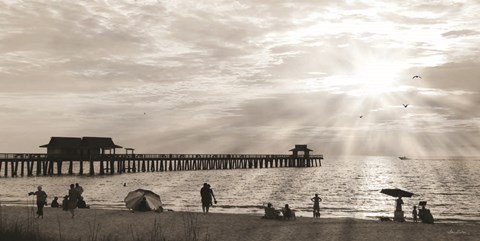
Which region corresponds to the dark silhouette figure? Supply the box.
[123,183,127,187]
[403,104,409,108]
[207,184,217,206]
[67,184,80,218]
[311,194,322,218]
[75,183,84,198]
[263,203,280,219]
[28,186,47,218]
[200,183,214,214]
[282,204,295,220]
[418,202,434,224]
[51,196,60,208]
[412,205,418,223]
[137,197,150,212]
[77,197,89,209]
[359,115,364,118]
[62,196,69,211]
[412,75,422,79]
[395,197,404,212]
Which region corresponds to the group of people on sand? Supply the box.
[28,183,89,219]
[200,183,217,214]
[263,194,323,220]
[392,197,434,223]
[263,203,296,220]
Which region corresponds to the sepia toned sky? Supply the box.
[1,0,479,156]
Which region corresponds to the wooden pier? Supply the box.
[0,153,322,177]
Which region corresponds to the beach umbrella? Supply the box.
[124,189,162,211]
[380,188,414,198]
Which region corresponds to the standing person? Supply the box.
[28,186,48,218]
[207,184,217,206]
[396,197,404,212]
[75,183,84,198]
[67,184,80,218]
[200,183,212,214]
[412,205,418,223]
[311,194,322,218]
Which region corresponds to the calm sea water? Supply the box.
[1,156,479,222]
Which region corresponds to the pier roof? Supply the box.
[81,137,123,149]
[40,136,122,149]
[39,137,82,148]
[289,144,313,152]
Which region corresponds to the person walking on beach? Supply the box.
[412,205,418,223]
[67,184,80,218]
[200,183,214,214]
[311,194,322,218]
[28,186,48,218]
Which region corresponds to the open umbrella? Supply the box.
[380,188,414,198]
[124,189,162,211]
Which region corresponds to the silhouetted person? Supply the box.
[263,203,279,219]
[67,184,80,218]
[51,196,60,208]
[137,197,150,212]
[282,204,295,220]
[207,184,217,206]
[419,204,434,224]
[62,196,69,211]
[200,183,213,214]
[395,197,404,212]
[77,197,89,209]
[28,186,47,218]
[75,183,84,198]
[311,194,322,218]
[412,205,418,223]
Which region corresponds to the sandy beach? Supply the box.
[0,206,478,241]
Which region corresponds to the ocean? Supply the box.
[1,156,479,222]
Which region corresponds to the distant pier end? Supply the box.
[0,140,323,177]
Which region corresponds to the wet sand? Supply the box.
[1,206,478,241]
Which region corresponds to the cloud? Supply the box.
[0,0,479,155]
[442,29,480,38]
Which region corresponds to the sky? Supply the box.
[1,0,479,156]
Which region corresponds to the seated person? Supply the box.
[282,204,296,220]
[62,196,69,211]
[77,197,90,209]
[263,203,280,219]
[136,197,151,212]
[51,196,60,208]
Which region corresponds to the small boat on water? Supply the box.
[398,156,409,160]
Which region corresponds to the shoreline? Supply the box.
[1,205,479,241]
[1,203,479,225]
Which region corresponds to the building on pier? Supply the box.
[290,144,313,158]
[40,136,123,156]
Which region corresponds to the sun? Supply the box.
[327,55,408,97]
[352,59,404,95]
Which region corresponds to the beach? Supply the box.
[1,206,478,241]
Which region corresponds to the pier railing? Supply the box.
[0,153,323,177]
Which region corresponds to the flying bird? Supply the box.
[359,115,364,118]
[412,75,422,79]
[403,104,409,108]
